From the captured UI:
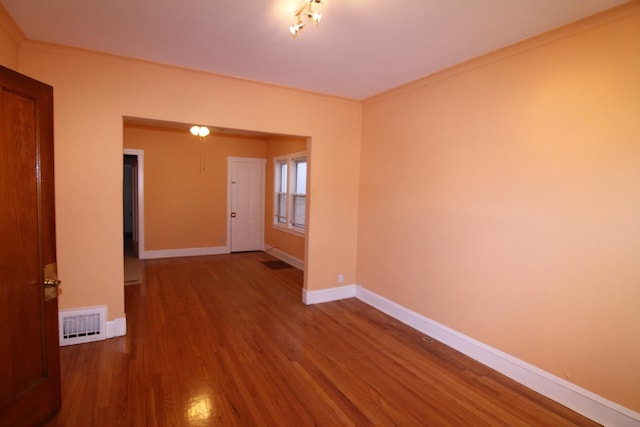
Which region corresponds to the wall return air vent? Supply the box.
[58,306,107,346]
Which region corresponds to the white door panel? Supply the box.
[228,158,266,252]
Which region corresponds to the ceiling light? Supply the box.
[290,22,304,36]
[190,125,210,137]
[309,12,322,24]
[290,0,324,37]
[189,125,211,173]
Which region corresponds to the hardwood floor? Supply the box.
[44,252,599,426]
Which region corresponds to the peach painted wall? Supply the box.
[16,42,362,321]
[123,124,267,250]
[358,5,640,412]
[0,5,21,69]
[264,136,307,262]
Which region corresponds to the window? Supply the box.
[274,152,307,233]
[275,160,288,224]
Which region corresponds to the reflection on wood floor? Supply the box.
[45,251,598,426]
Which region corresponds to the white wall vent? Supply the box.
[58,306,107,346]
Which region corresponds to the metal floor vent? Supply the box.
[58,306,107,346]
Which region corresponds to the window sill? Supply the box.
[272,224,305,238]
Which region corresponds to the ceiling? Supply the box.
[1,0,631,100]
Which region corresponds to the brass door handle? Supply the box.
[44,262,61,301]
[44,278,61,288]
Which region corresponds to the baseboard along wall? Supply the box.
[263,246,304,270]
[140,245,304,269]
[302,284,640,427]
[141,246,230,260]
[107,317,127,339]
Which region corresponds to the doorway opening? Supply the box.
[123,154,136,254]
[121,117,307,273]
[123,149,145,284]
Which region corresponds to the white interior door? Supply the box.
[228,157,266,252]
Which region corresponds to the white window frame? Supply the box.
[275,159,288,226]
[273,151,307,235]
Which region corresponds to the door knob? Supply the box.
[44,278,61,288]
[231,212,237,218]
[43,262,61,301]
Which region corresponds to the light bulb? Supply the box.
[190,125,210,137]
[290,23,303,36]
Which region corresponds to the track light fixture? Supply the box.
[290,0,324,37]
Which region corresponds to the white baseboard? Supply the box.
[107,316,127,338]
[264,246,305,270]
[141,245,230,260]
[302,284,640,427]
[302,284,356,305]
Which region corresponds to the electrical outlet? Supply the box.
[338,274,344,284]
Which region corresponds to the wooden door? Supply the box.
[228,157,265,252]
[0,65,61,426]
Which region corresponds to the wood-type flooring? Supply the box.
[44,252,599,426]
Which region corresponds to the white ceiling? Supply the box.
[1,0,631,100]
